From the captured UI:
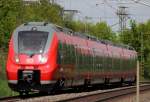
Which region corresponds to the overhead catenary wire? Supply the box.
[103,0,118,11]
[56,0,150,31]
[132,0,150,8]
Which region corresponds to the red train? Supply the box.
[6,22,137,94]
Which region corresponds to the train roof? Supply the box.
[22,22,135,51]
[52,23,135,51]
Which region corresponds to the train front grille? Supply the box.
[18,69,40,85]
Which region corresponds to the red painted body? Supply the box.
[7,33,58,81]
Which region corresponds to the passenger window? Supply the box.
[57,42,63,64]
[57,51,61,64]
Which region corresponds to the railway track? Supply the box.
[1,84,150,102]
[0,96,21,102]
[0,92,46,102]
[59,84,150,102]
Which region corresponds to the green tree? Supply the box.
[22,0,63,25]
[120,20,150,79]
[64,20,117,42]
[93,22,116,41]
[0,0,21,50]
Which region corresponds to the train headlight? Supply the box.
[14,55,19,63]
[39,55,48,63]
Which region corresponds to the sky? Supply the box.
[55,0,150,31]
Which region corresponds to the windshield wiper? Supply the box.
[29,53,34,58]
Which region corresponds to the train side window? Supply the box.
[132,55,135,69]
[106,54,109,70]
[70,45,75,64]
[89,49,91,71]
[67,44,71,64]
[94,49,97,71]
[69,44,73,64]
[63,43,68,64]
[79,47,82,68]
[108,54,111,71]
[102,52,106,71]
[133,55,136,69]
[95,51,98,70]
[129,55,132,69]
[112,53,114,71]
[97,54,100,71]
[101,51,104,71]
[66,44,68,64]
[93,49,95,71]
[57,42,61,64]
[61,42,65,64]
[131,55,134,69]
[88,55,90,71]
[91,48,94,72]
[76,46,81,70]
[74,45,79,69]
[57,50,61,64]
[101,50,104,71]
[83,53,86,72]
[119,54,122,71]
[103,53,105,71]
[81,47,83,70]
[99,50,102,69]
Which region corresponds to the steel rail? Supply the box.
[58,84,150,102]
[0,96,21,102]
[0,92,43,102]
[1,84,150,102]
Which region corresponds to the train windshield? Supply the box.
[18,31,48,55]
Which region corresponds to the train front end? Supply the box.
[6,22,58,94]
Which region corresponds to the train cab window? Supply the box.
[18,31,48,55]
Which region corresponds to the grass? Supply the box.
[0,52,18,98]
[0,79,15,97]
